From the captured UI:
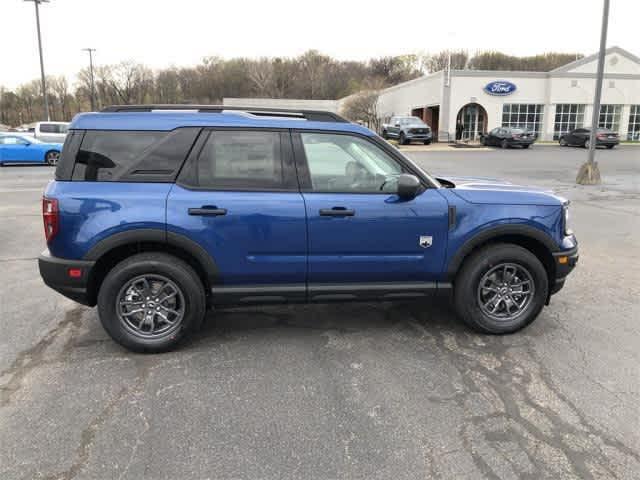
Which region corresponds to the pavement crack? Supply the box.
[0,306,85,408]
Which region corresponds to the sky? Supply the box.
[1,0,638,89]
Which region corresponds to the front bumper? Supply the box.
[550,246,579,295]
[405,132,432,140]
[38,249,96,306]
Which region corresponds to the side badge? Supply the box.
[419,235,433,248]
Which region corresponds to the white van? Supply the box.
[27,121,70,143]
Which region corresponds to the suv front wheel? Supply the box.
[453,244,548,334]
[97,252,206,352]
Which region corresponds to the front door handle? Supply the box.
[188,206,227,216]
[319,207,355,217]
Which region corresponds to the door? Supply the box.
[387,117,400,138]
[167,129,307,302]
[0,136,36,162]
[294,131,449,297]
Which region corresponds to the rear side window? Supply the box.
[190,130,285,190]
[40,123,68,134]
[71,129,199,182]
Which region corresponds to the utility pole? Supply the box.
[25,0,51,121]
[577,0,609,185]
[82,48,97,111]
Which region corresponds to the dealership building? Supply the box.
[225,46,640,142]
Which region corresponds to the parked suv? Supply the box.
[39,105,578,352]
[27,121,70,143]
[381,116,432,145]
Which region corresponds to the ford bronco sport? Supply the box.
[38,105,578,352]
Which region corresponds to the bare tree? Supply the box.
[340,89,381,131]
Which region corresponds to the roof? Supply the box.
[70,110,373,136]
[549,46,640,73]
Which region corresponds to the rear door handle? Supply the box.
[188,206,227,216]
[319,207,355,217]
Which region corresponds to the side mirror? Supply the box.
[397,174,421,199]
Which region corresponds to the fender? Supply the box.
[83,228,219,285]
[446,224,559,278]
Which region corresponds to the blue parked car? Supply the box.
[38,105,578,352]
[0,133,62,166]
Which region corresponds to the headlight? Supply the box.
[563,203,573,235]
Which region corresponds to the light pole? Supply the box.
[576,0,609,185]
[82,48,97,111]
[24,0,51,121]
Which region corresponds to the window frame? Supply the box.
[176,127,299,192]
[291,129,435,194]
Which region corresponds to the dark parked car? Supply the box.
[480,127,536,149]
[381,116,432,145]
[559,128,619,149]
[39,105,578,352]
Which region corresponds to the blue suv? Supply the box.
[38,105,578,352]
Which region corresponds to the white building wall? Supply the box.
[377,72,443,120]
[447,73,548,138]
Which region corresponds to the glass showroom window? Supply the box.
[502,104,544,135]
[553,104,585,140]
[598,104,622,132]
[627,105,640,141]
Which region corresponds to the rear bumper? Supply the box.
[596,139,619,146]
[38,250,96,306]
[509,138,535,146]
[550,246,579,295]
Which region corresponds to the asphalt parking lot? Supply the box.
[1,145,638,479]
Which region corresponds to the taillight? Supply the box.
[597,133,605,139]
[42,197,59,242]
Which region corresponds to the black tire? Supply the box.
[381,130,388,139]
[480,137,486,145]
[45,150,60,166]
[423,140,431,145]
[584,139,591,149]
[500,139,509,149]
[559,137,568,146]
[97,252,206,353]
[522,144,530,149]
[606,144,615,149]
[399,132,407,145]
[453,243,548,334]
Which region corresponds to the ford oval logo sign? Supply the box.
[484,81,517,96]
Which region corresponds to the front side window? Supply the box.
[194,130,284,189]
[300,132,404,193]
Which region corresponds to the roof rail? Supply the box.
[100,104,349,123]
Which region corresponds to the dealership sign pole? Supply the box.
[577,0,609,185]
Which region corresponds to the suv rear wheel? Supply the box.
[97,252,206,352]
[453,244,548,334]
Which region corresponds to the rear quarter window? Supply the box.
[71,128,200,182]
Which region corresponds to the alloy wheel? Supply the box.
[116,274,185,339]
[477,263,535,321]
[46,151,60,166]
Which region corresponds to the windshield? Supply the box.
[400,117,426,126]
